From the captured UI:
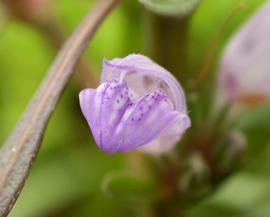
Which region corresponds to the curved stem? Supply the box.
[0,0,119,216]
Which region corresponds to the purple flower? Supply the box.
[219,3,270,106]
[79,54,190,154]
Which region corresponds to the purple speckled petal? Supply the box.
[219,2,270,102]
[80,80,133,154]
[101,54,187,113]
[116,91,187,152]
[80,54,191,154]
[80,81,189,154]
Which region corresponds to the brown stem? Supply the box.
[0,0,119,216]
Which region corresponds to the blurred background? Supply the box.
[0,0,270,216]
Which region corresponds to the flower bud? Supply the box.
[214,131,246,173]
[79,54,191,154]
[179,153,210,198]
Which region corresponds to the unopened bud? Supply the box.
[214,131,246,173]
[179,152,210,198]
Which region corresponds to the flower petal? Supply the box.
[80,81,190,154]
[139,113,191,155]
[79,80,133,153]
[101,54,187,113]
[116,91,186,152]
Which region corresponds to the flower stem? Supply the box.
[145,11,193,217]
[145,12,191,84]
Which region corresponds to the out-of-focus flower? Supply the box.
[219,3,270,107]
[79,54,190,154]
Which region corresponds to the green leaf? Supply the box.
[139,0,201,17]
[210,173,270,209]
[102,172,159,201]
[235,104,270,131]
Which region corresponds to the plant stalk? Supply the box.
[145,12,191,84]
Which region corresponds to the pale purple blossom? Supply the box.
[79,54,190,154]
[219,2,270,105]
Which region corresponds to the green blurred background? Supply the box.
[0,0,270,216]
